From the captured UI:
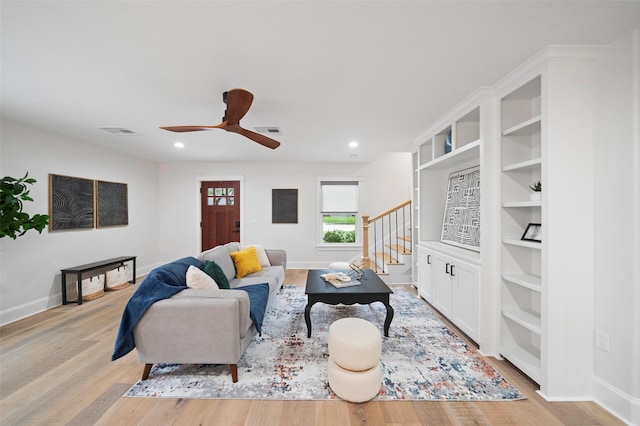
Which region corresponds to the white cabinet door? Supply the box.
[431,252,453,318]
[417,247,433,302]
[451,260,480,340]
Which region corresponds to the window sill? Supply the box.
[315,244,362,251]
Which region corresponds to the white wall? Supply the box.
[157,152,412,268]
[0,116,411,324]
[593,29,640,424]
[0,117,160,325]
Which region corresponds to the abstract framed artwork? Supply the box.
[96,180,128,227]
[49,174,95,231]
[272,189,298,224]
[441,166,480,251]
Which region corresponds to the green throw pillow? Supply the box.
[203,260,230,289]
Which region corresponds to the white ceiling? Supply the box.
[2,1,639,163]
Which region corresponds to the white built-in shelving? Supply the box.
[413,97,489,349]
[413,45,602,400]
[499,75,543,383]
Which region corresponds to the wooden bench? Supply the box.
[61,256,136,305]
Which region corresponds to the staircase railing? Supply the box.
[362,200,412,273]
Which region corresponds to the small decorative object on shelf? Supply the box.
[529,180,541,201]
[521,223,542,242]
[444,131,452,154]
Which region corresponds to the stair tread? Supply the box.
[373,252,405,265]
[385,244,412,254]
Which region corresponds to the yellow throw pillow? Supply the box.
[230,246,262,278]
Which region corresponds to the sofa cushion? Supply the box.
[230,265,285,301]
[224,242,241,252]
[198,245,236,282]
[186,265,219,290]
[203,261,230,290]
[229,246,262,278]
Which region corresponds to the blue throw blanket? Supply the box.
[111,257,203,361]
[235,283,270,335]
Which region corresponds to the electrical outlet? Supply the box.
[595,330,610,352]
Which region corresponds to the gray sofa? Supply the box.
[133,242,286,382]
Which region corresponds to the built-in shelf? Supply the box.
[503,239,542,249]
[502,201,542,208]
[502,309,541,334]
[500,343,541,383]
[502,115,542,137]
[503,274,541,292]
[417,139,480,170]
[500,74,543,387]
[503,158,542,172]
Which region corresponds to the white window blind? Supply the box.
[321,181,358,213]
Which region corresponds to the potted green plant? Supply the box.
[529,180,542,201]
[1,172,50,239]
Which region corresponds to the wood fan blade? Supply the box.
[224,89,254,124]
[159,124,223,132]
[235,127,281,149]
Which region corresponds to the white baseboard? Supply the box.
[592,374,640,426]
[0,264,157,327]
[287,261,336,270]
[0,295,59,327]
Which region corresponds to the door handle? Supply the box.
[450,264,456,277]
[427,255,431,264]
[445,263,450,274]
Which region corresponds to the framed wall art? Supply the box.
[272,189,298,224]
[49,174,95,230]
[441,166,480,251]
[96,180,128,227]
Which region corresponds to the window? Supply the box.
[319,180,359,245]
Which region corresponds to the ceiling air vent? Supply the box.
[100,127,138,136]
[254,127,282,135]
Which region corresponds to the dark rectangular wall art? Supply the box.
[441,166,480,251]
[49,174,95,230]
[97,180,128,227]
[272,189,298,224]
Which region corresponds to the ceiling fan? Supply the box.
[160,88,281,149]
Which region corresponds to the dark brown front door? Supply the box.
[201,181,240,251]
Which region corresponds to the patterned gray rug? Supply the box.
[124,286,524,401]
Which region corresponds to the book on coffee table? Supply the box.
[320,273,362,288]
[326,279,361,288]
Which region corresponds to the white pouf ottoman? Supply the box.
[328,318,382,402]
[328,317,382,371]
[328,356,382,403]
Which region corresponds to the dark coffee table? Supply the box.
[304,269,394,337]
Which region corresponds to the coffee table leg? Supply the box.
[383,303,394,337]
[305,301,314,338]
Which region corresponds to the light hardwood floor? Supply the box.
[0,269,623,425]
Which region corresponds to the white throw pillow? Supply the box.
[241,244,271,267]
[186,265,219,290]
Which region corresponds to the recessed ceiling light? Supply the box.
[349,141,358,148]
[174,142,184,148]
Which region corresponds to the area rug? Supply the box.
[124,286,524,401]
